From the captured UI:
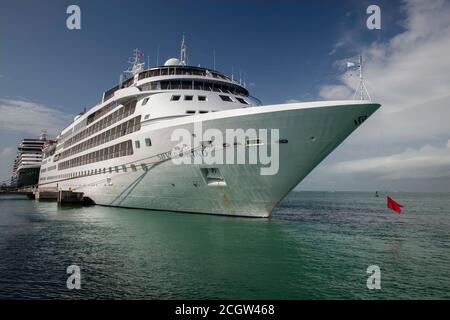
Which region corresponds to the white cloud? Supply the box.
[329,141,450,180]
[328,40,346,56]
[0,99,73,182]
[318,84,352,100]
[0,99,73,137]
[313,0,450,189]
[321,0,450,113]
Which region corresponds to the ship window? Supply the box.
[170,81,181,89]
[186,110,196,114]
[171,95,181,101]
[131,164,137,172]
[194,81,203,90]
[122,165,127,172]
[204,82,212,91]
[160,81,169,89]
[199,110,208,114]
[144,114,150,120]
[235,97,248,104]
[135,140,140,149]
[184,95,193,101]
[182,81,192,89]
[246,139,264,146]
[109,167,112,173]
[142,97,149,105]
[145,138,152,147]
[198,95,207,101]
[115,166,119,173]
[219,95,233,102]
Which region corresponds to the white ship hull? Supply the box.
[50,100,379,217]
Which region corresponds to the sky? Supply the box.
[0,0,449,191]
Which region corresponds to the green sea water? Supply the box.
[0,191,449,299]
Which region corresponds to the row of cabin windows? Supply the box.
[58,140,133,170]
[44,137,153,181]
[43,162,150,182]
[63,100,137,149]
[170,94,248,105]
[219,95,249,104]
[170,95,207,101]
[87,100,118,125]
[139,79,249,96]
[138,67,231,81]
[186,110,211,114]
[59,116,141,161]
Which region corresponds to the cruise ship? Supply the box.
[38,39,380,217]
[11,134,47,188]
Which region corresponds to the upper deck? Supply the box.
[103,65,249,102]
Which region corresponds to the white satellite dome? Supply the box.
[164,58,180,66]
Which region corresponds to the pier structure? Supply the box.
[1,185,92,206]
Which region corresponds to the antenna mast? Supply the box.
[124,48,145,78]
[352,54,371,101]
[180,35,187,66]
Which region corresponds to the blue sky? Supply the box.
[0,0,402,107]
[1,0,449,191]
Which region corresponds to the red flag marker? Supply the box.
[387,196,403,214]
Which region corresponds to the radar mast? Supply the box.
[124,48,145,77]
[180,35,187,66]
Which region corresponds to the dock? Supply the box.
[57,190,86,205]
[0,186,93,205]
[0,186,35,199]
[35,187,58,201]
